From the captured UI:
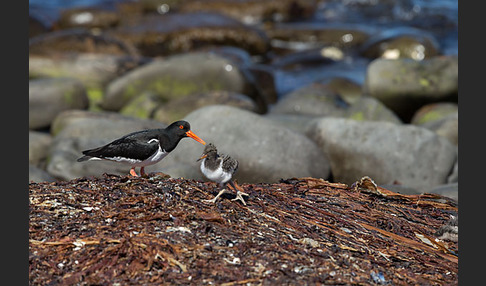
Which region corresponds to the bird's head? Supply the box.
[169,120,206,145]
[197,143,218,161]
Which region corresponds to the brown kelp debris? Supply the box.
[30,174,458,285]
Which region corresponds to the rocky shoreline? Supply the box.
[29,0,458,201]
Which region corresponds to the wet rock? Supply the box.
[159,105,331,183]
[270,83,350,117]
[29,131,53,168]
[108,12,270,56]
[306,118,457,192]
[29,53,145,88]
[119,91,161,119]
[364,56,458,122]
[199,45,254,66]
[29,164,57,183]
[29,53,147,110]
[318,77,363,103]
[270,48,340,70]
[417,111,458,146]
[270,82,401,124]
[345,97,402,123]
[102,52,266,113]
[29,77,89,130]
[411,102,458,125]
[29,29,139,57]
[179,0,317,25]
[46,110,165,180]
[152,91,258,124]
[56,6,120,30]
[265,22,374,55]
[115,0,185,16]
[199,46,278,105]
[274,56,370,97]
[360,27,440,60]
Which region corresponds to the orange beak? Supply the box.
[197,154,207,162]
[186,130,206,145]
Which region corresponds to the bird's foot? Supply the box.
[129,167,139,177]
[203,189,228,204]
[231,190,249,205]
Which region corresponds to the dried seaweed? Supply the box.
[30,174,458,285]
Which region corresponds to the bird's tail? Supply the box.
[77,146,106,162]
[77,155,91,162]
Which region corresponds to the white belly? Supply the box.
[201,159,232,184]
[131,145,168,167]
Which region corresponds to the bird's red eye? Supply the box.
[179,125,184,129]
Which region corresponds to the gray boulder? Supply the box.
[364,56,458,121]
[447,155,458,184]
[101,52,265,113]
[29,164,58,183]
[271,82,401,124]
[270,83,350,117]
[29,77,89,129]
[29,53,144,90]
[423,112,458,146]
[306,118,457,192]
[264,113,317,135]
[427,183,458,202]
[29,131,52,168]
[411,102,458,126]
[411,103,458,146]
[152,91,258,124]
[56,6,120,30]
[360,27,440,60]
[158,105,331,183]
[108,12,269,56]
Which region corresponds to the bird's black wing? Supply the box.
[82,133,159,161]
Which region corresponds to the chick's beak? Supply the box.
[197,154,207,162]
[186,130,206,145]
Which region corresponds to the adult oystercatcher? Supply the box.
[197,143,248,205]
[77,120,206,177]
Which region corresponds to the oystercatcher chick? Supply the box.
[197,143,248,205]
[77,120,206,177]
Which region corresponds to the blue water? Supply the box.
[29,0,458,28]
[29,0,458,96]
[29,0,458,55]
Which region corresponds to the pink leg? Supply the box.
[129,167,139,177]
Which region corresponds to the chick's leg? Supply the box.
[203,188,228,204]
[228,181,249,205]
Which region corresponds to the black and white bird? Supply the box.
[197,143,248,205]
[77,120,206,177]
